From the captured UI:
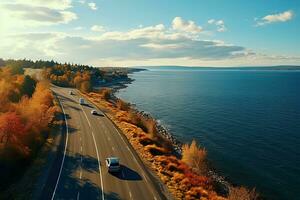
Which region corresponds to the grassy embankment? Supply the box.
[0,65,62,198]
[81,88,259,200]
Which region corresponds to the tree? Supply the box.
[80,81,92,92]
[8,63,24,75]
[182,140,207,174]
[20,75,36,97]
[0,112,26,146]
[0,58,5,67]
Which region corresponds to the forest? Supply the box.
[0,61,57,190]
[0,58,130,93]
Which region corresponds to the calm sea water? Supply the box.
[116,69,300,200]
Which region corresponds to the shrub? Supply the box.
[116,99,130,111]
[167,162,179,172]
[145,144,167,156]
[173,172,185,183]
[99,88,112,100]
[139,135,154,146]
[182,139,207,174]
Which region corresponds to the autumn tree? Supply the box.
[80,81,92,92]
[16,81,56,133]
[182,139,207,174]
[0,112,30,157]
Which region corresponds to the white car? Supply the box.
[105,157,121,172]
[91,110,97,115]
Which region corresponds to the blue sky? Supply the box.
[0,0,299,67]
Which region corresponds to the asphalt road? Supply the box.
[46,85,169,200]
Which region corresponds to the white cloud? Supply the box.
[0,28,248,65]
[97,24,168,40]
[172,17,202,34]
[88,2,97,10]
[91,25,105,32]
[140,43,181,50]
[74,26,84,30]
[0,3,77,26]
[208,19,227,32]
[208,19,215,24]
[0,16,298,67]
[78,0,85,4]
[2,31,299,67]
[1,0,72,10]
[256,10,294,26]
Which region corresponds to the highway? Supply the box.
[43,85,169,200]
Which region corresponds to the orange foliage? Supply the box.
[0,70,56,162]
[0,112,29,157]
[44,65,93,92]
[15,81,56,134]
[99,88,112,100]
[182,139,207,174]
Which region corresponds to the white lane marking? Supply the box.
[129,191,133,200]
[81,105,91,127]
[142,173,148,183]
[108,137,111,141]
[77,192,80,200]
[109,120,156,192]
[80,137,82,141]
[80,146,83,152]
[112,146,115,151]
[80,94,155,199]
[91,131,105,200]
[51,97,69,200]
[80,102,105,200]
[154,197,157,200]
[79,168,82,179]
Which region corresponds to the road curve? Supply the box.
[43,85,170,200]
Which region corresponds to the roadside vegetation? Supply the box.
[0,63,57,192]
[82,89,259,200]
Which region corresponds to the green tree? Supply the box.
[20,75,36,97]
[9,63,24,75]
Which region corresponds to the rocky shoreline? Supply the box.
[101,70,232,197]
[127,106,231,196]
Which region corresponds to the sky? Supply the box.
[0,0,299,67]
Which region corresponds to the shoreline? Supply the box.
[125,104,232,195]
[114,93,231,195]
[92,70,236,198]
